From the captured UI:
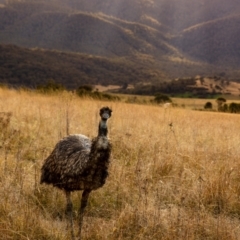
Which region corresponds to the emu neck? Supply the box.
[98,119,108,137]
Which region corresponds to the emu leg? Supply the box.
[77,189,91,239]
[65,191,75,240]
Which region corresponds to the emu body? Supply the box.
[40,107,112,239]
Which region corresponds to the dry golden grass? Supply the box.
[1,87,240,239]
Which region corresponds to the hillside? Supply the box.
[172,14,240,66]
[0,2,178,58]
[117,75,240,97]
[58,0,240,32]
[2,42,240,98]
[0,44,170,88]
[1,0,240,89]
[4,43,237,90]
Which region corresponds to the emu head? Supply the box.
[98,107,112,137]
[99,107,112,121]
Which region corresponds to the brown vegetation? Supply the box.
[1,87,240,239]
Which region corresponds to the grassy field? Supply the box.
[1,88,240,239]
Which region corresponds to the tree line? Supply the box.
[204,97,240,114]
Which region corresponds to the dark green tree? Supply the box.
[204,102,212,110]
[229,102,240,113]
[153,93,172,104]
[216,97,226,111]
[222,103,228,112]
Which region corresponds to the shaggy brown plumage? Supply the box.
[40,107,112,240]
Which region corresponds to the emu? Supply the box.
[40,107,112,240]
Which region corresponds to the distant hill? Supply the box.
[120,75,240,97]
[58,0,240,32]
[2,44,238,98]
[1,0,240,90]
[0,44,168,88]
[0,2,176,58]
[172,14,240,66]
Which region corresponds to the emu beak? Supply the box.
[101,112,110,120]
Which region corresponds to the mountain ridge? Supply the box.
[173,14,240,66]
[1,0,240,90]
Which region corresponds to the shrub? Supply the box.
[36,80,65,93]
[229,102,240,113]
[153,93,172,104]
[216,97,226,111]
[77,85,94,92]
[222,103,228,112]
[76,85,120,101]
[204,102,212,110]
